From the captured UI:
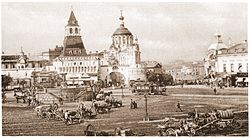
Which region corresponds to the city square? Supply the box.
[1,2,248,136]
[2,87,248,136]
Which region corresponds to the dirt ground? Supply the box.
[2,87,248,136]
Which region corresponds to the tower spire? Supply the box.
[119,10,124,27]
[20,46,24,55]
[67,9,78,26]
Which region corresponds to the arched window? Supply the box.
[75,28,78,34]
[69,28,73,34]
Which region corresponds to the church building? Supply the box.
[99,11,145,86]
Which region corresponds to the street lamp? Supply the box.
[144,93,149,121]
[121,84,124,98]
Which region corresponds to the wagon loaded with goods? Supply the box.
[93,100,111,113]
[157,110,243,136]
[83,124,145,136]
[34,102,97,125]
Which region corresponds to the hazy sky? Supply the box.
[1,2,247,64]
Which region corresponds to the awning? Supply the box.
[67,81,73,85]
[82,73,90,78]
[236,78,243,82]
[245,78,248,82]
[78,81,84,85]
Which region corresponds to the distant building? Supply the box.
[164,61,205,84]
[31,70,60,88]
[141,61,163,74]
[204,34,248,87]
[1,48,48,79]
[48,45,63,61]
[99,11,145,86]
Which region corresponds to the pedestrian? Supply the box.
[27,97,32,106]
[133,101,137,108]
[213,88,217,95]
[64,110,70,122]
[130,99,133,109]
[59,97,63,105]
[176,101,183,112]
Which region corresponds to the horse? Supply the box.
[93,101,111,113]
[96,93,104,101]
[14,93,27,103]
[64,110,82,125]
[77,102,97,119]
[105,96,122,108]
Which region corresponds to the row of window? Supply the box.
[68,50,81,55]
[63,61,97,66]
[223,63,248,72]
[59,66,97,73]
[113,35,133,45]
[61,56,98,60]
[3,63,43,69]
[106,68,144,74]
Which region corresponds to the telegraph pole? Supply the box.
[144,93,149,121]
[144,71,150,121]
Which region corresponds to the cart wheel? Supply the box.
[84,124,96,136]
[166,128,176,136]
[231,120,242,130]
[66,119,72,126]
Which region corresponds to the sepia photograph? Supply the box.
[1,1,248,136]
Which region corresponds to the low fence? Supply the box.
[165,85,210,89]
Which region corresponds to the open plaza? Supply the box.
[2,86,248,136]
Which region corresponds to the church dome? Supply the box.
[208,42,228,51]
[208,34,228,51]
[113,25,132,35]
[113,11,132,36]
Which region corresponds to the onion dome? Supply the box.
[208,34,228,51]
[113,10,132,35]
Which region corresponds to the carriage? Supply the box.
[34,103,60,120]
[64,110,83,125]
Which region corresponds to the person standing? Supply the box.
[130,99,133,109]
[214,87,217,95]
[176,101,183,112]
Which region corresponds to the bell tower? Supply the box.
[62,10,87,56]
[65,10,81,37]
